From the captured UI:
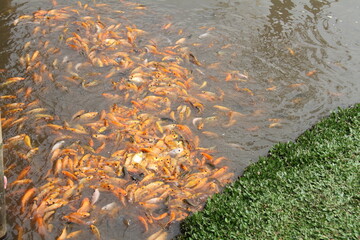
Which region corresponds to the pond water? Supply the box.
[0,0,359,239]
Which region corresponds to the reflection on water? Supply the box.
[265,0,296,38]
[0,0,12,68]
[0,0,359,239]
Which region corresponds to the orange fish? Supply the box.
[90,225,101,240]
[138,216,148,232]
[306,70,317,76]
[21,187,36,213]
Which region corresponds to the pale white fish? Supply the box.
[235,72,249,79]
[4,176,7,189]
[196,68,205,75]
[129,76,144,83]
[198,32,211,39]
[192,117,203,127]
[75,63,82,71]
[169,148,183,157]
[91,189,100,205]
[132,152,143,163]
[51,140,65,153]
[101,202,117,211]
[62,56,69,63]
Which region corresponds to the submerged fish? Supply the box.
[5,1,240,238]
[3,176,7,189]
[91,189,100,205]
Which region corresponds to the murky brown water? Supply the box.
[1,0,359,239]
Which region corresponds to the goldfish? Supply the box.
[1,2,242,237]
[21,187,36,213]
[306,69,317,76]
[0,77,25,87]
[138,216,148,232]
[90,225,101,240]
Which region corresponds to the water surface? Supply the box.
[1,0,359,239]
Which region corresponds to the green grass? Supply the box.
[179,104,360,240]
